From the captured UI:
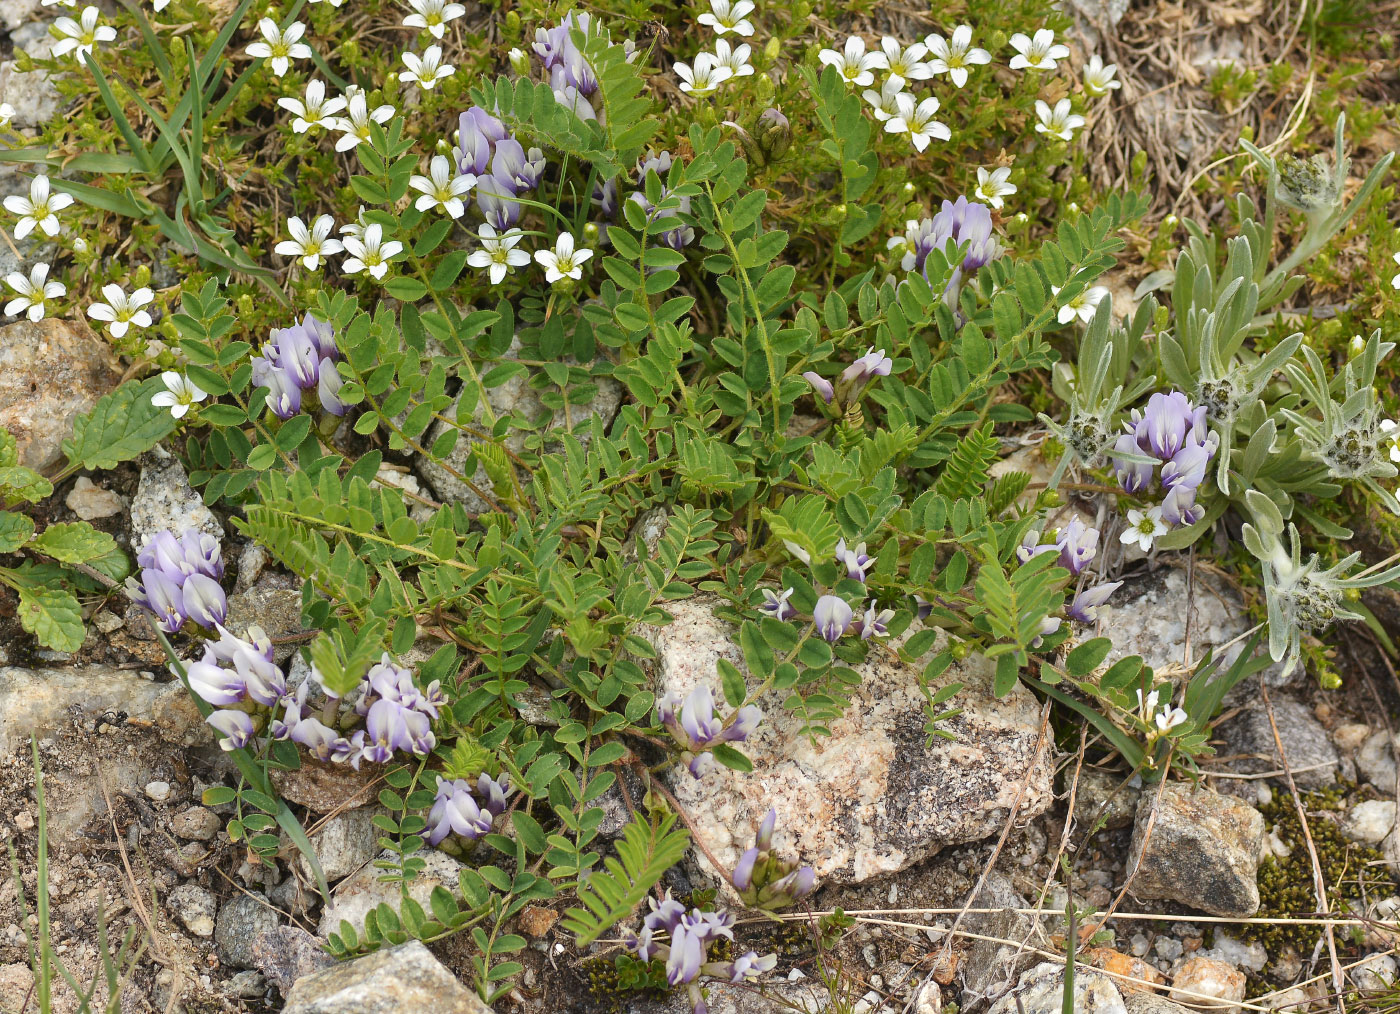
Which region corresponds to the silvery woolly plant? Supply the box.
[1050,114,1399,677]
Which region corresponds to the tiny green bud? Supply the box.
[583,221,600,244]
[508,47,529,75]
[238,294,255,318]
[504,10,521,40]
[756,107,791,162]
[763,36,780,61]
[1131,150,1148,177]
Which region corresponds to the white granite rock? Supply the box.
[988,961,1127,1014]
[283,940,491,1014]
[130,449,225,547]
[1342,799,1396,847]
[318,849,463,938]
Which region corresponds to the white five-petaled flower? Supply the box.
[3,262,64,321]
[402,0,466,39]
[4,175,72,239]
[974,166,1016,209]
[151,372,207,419]
[925,25,991,88]
[1034,98,1085,141]
[86,283,154,338]
[818,36,881,88]
[1391,251,1400,290]
[334,89,395,152]
[467,223,530,285]
[534,231,593,284]
[40,0,77,7]
[244,18,311,78]
[696,0,755,37]
[51,6,115,61]
[308,0,344,8]
[1051,283,1108,324]
[1379,419,1400,464]
[1083,54,1121,96]
[274,214,343,270]
[868,36,931,87]
[1120,507,1167,552]
[862,77,905,121]
[712,38,754,78]
[674,52,734,96]
[341,223,402,280]
[409,154,475,218]
[399,45,455,89]
[1008,28,1068,71]
[884,93,949,153]
[0,102,14,129]
[276,79,346,134]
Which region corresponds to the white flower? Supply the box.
[1008,28,1068,72]
[1119,507,1167,552]
[400,45,454,89]
[341,223,402,280]
[696,0,754,37]
[308,0,344,8]
[862,77,905,121]
[1391,250,1400,290]
[1034,98,1085,142]
[868,36,931,87]
[409,154,474,218]
[1051,283,1108,324]
[86,283,154,338]
[334,89,395,152]
[51,6,115,61]
[884,93,949,153]
[3,175,73,239]
[0,102,14,129]
[887,219,919,269]
[340,205,370,240]
[41,0,77,7]
[534,231,593,284]
[818,36,880,88]
[1380,419,1400,464]
[274,214,343,270]
[925,25,990,88]
[467,223,530,285]
[402,0,466,39]
[151,0,169,10]
[3,262,64,321]
[150,372,207,419]
[712,38,754,78]
[244,18,311,78]
[675,52,734,96]
[1135,688,1160,719]
[276,79,346,134]
[1154,705,1188,734]
[974,166,1016,209]
[1083,54,1120,96]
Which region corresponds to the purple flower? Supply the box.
[272,321,321,389]
[813,595,852,642]
[318,358,347,415]
[262,363,303,420]
[1133,391,1196,461]
[475,174,522,229]
[207,624,274,665]
[803,371,834,404]
[181,572,228,628]
[207,709,255,751]
[687,751,715,778]
[426,776,494,845]
[840,347,893,384]
[667,920,706,985]
[140,569,185,633]
[136,531,188,581]
[1030,615,1062,648]
[553,84,598,122]
[1160,484,1205,527]
[1015,529,1058,565]
[456,106,506,177]
[759,586,796,621]
[476,772,511,816]
[1161,436,1212,492]
[185,652,245,706]
[929,196,1000,274]
[179,530,224,579]
[1055,518,1099,576]
[678,685,725,747]
[592,177,618,217]
[1111,433,1154,494]
[230,647,287,707]
[491,138,547,193]
[291,715,342,762]
[755,808,777,850]
[834,539,875,581]
[717,951,778,982]
[269,683,309,740]
[644,892,686,935]
[859,600,895,639]
[723,705,762,742]
[1068,580,1123,624]
[732,847,759,891]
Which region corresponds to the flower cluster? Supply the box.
[426,772,512,844]
[249,312,346,420]
[889,196,1001,293]
[731,809,816,911]
[623,891,776,1012]
[675,0,755,97]
[1112,391,1220,551]
[1016,518,1122,625]
[771,539,895,643]
[801,347,892,406]
[657,685,761,777]
[127,528,227,634]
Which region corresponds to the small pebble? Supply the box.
[145,781,172,803]
[1130,933,1150,957]
[166,884,218,937]
[1154,936,1184,961]
[64,477,124,520]
[14,812,33,832]
[172,806,221,842]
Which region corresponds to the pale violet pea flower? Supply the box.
[341,223,402,280]
[841,346,893,383]
[410,154,475,218]
[467,223,530,285]
[782,539,811,564]
[1034,98,1086,142]
[862,77,905,122]
[818,36,880,88]
[151,372,207,419]
[244,18,311,78]
[4,262,64,321]
[675,52,734,96]
[868,36,931,87]
[399,45,454,89]
[834,538,875,581]
[4,175,72,239]
[1051,283,1108,325]
[534,231,594,284]
[333,88,395,152]
[185,654,245,707]
[885,93,949,153]
[925,26,990,88]
[974,166,1016,209]
[802,371,834,403]
[86,283,154,338]
[696,0,755,37]
[1068,580,1121,624]
[712,38,754,78]
[859,600,894,639]
[758,587,796,621]
[813,595,852,642]
[1008,28,1068,71]
[1083,55,1121,96]
[207,710,256,751]
[276,80,347,134]
[51,6,115,61]
[274,214,343,270]
[1120,507,1167,552]
[403,0,466,39]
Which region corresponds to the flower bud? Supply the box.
[756,108,791,163]
[503,9,521,40]
[583,221,600,243]
[763,37,780,61]
[508,46,529,75]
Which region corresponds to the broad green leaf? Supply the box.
[18,585,84,652]
[63,377,178,472]
[0,511,35,552]
[33,521,118,564]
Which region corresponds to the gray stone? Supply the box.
[251,925,336,996]
[1357,730,1400,792]
[130,450,225,548]
[1341,799,1396,847]
[1198,933,1266,974]
[227,970,266,999]
[1126,782,1265,917]
[171,806,221,841]
[318,849,464,937]
[1169,956,1245,1011]
[0,0,41,32]
[298,809,379,882]
[959,872,1041,1006]
[1065,0,1130,28]
[645,596,1054,887]
[632,977,828,1014]
[1217,697,1339,790]
[215,892,280,969]
[63,476,124,520]
[418,338,622,511]
[0,665,172,755]
[1070,768,1140,831]
[988,961,1126,1014]
[0,29,62,131]
[282,940,491,1013]
[166,883,218,938]
[235,542,269,591]
[224,580,305,663]
[1124,996,1194,1014]
[0,318,121,471]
